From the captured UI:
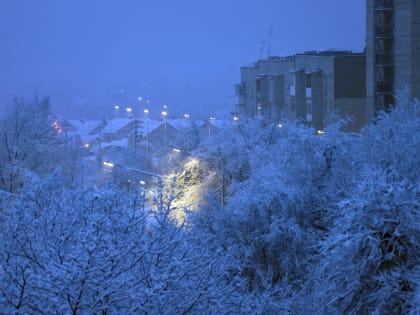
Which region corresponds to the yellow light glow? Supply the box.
[126,107,132,112]
[162,111,167,116]
[277,123,283,128]
[114,105,120,110]
[52,121,63,134]
[103,161,114,167]
[144,109,149,114]
[83,143,89,148]
[317,130,325,135]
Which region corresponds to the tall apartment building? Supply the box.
[366,0,420,121]
[235,56,294,120]
[293,51,366,131]
[235,51,366,131]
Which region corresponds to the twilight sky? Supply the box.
[0,0,365,119]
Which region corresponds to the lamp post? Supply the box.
[144,109,150,156]
[103,161,163,211]
[161,109,168,148]
[172,149,225,206]
[126,107,133,118]
[209,116,216,136]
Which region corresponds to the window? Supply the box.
[290,73,296,96]
[306,100,312,122]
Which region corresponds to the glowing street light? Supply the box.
[114,105,120,110]
[208,116,216,136]
[103,161,114,167]
[173,149,225,205]
[144,109,150,155]
[184,113,190,119]
[126,107,132,113]
[162,110,168,148]
[103,161,163,210]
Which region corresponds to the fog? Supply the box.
[0,0,365,119]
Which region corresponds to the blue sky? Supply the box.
[0,0,365,119]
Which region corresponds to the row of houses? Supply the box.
[61,117,227,157]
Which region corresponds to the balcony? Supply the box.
[376,81,393,94]
[375,24,393,37]
[375,53,393,66]
[375,0,393,10]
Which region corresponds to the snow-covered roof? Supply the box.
[102,118,133,133]
[143,120,164,134]
[66,119,104,136]
[166,119,194,129]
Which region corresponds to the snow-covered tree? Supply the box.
[312,97,420,314]
[0,97,63,193]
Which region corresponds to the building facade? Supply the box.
[293,51,366,131]
[366,0,420,121]
[235,56,294,121]
[235,51,366,131]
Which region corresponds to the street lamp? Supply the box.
[126,107,133,118]
[144,109,150,155]
[103,161,163,211]
[114,105,120,118]
[173,149,225,205]
[162,110,168,148]
[209,116,216,136]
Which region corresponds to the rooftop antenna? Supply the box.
[260,40,266,59]
[267,27,273,57]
